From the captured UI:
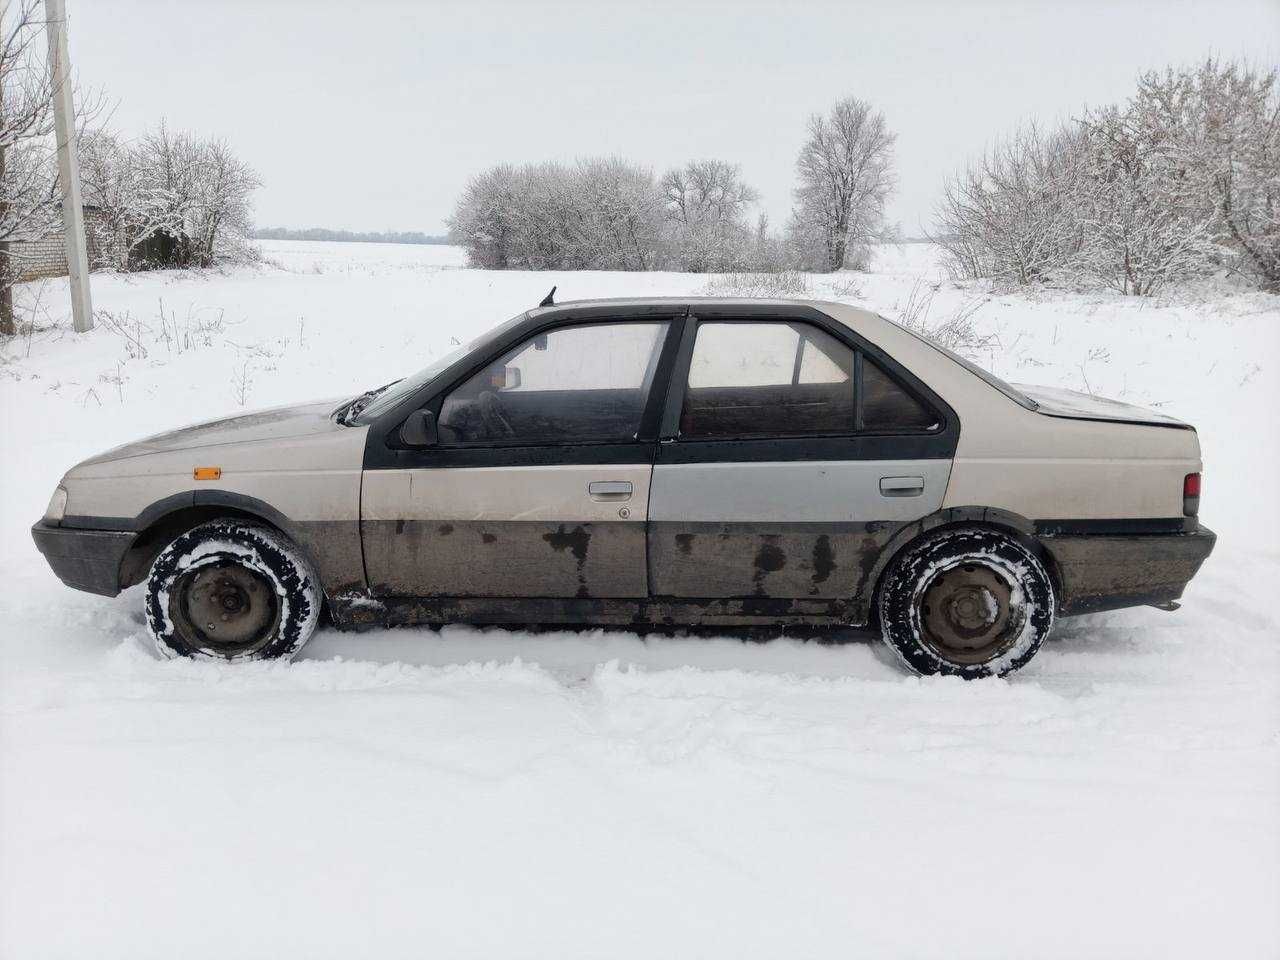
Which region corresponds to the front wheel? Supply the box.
[146,520,322,662]
[877,527,1055,678]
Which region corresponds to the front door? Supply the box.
[361,318,676,599]
[647,314,954,603]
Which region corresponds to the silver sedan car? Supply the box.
[33,297,1215,677]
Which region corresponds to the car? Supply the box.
[32,297,1216,677]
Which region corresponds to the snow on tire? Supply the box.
[146,520,322,662]
[877,526,1055,679]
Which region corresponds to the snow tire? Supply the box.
[146,520,322,662]
[877,526,1055,679]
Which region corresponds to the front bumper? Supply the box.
[1042,525,1217,616]
[31,520,136,597]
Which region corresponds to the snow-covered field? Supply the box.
[2,241,1277,958]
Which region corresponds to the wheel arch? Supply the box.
[862,507,1063,626]
[119,491,318,592]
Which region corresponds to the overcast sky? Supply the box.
[71,0,1279,237]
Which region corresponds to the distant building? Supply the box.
[4,204,111,282]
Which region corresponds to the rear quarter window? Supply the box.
[862,357,939,431]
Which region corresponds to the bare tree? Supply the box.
[661,159,759,272]
[790,96,896,271]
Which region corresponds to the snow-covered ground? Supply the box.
[2,241,1277,958]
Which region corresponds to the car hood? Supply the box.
[79,398,348,466]
[1011,384,1191,429]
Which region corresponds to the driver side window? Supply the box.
[438,322,669,445]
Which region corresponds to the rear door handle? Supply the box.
[880,476,925,497]
[589,480,633,501]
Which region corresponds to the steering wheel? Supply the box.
[477,391,516,439]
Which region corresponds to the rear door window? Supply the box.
[680,322,855,438]
[677,320,938,440]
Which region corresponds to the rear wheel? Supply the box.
[146,520,322,662]
[877,527,1055,678]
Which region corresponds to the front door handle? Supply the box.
[589,480,633,501]
[880,476,925,497]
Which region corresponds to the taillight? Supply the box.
[1183,472,1201,517]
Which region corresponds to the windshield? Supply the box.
[350,312,530,424]
[879,315,1038,411]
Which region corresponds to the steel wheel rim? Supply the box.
[917,560,1025,666]
[170,560,280,657]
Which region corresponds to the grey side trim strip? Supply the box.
[649,459,951,523]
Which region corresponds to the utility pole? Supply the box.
[44,0,92,332]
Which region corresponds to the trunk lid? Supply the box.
[1011,384,1191,429]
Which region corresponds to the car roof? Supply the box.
[527,295,877,318]
[524,295,905,359]
[523,296,1045,425]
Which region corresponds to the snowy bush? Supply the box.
[893,279,994,357]
[934,58,1278,295]
[933,124,1088,284]
[701,270,812,298]
[449,158,666,271]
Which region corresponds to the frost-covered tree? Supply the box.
[79,130,170,269]
[1074,103,1218,295]
[449,158,665,271]
[660,159,759,272]
[934,58,1276,295]
[1130,60,1280,290]
[1,0,58,333]
[790,96,896,271]
[446,163,520,268]
[131,123,201,267]
[110,123,260,269]
[188,136,260,267]
[571,156,665,270]
[511,162,581,268]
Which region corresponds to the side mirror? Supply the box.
[400,409,438,448]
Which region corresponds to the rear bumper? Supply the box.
[1042,525,1216,616]
[31,520,135,597]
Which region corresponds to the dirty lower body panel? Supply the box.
[1041,525,1216,615]
[361,519,648,599]
[328,593,859,631]
[647,520,905,601]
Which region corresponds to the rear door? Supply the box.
[361,316,681,599]
[648,308,956,602]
